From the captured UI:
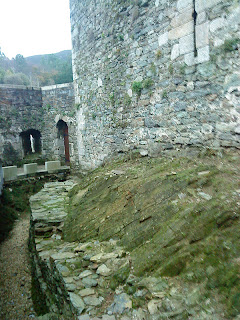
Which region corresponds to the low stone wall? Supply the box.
[29,180,78,319]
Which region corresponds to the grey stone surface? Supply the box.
[45,161,61,172]
[23,163,37,174]
[2,166,17,181]
[69,293,85,314]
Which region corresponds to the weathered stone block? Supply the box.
[197,45,210,64]
[158,32,168,47]
[195,0,222,13]
[210,18,225,33]
[168,21,194,40]
[23,163,37,174]
[177,0,192,11]
[171,8,192,28]
[3,166,17,181]
[171,44,180,60]
[45,161,61,173]
[196,22,209,48]
[179,33,194,55]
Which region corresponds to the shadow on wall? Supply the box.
[2,142,21,166]
[56,120,70,164]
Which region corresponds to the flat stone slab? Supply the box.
[3,166,17,181]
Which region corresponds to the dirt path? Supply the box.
[0,214,37,320]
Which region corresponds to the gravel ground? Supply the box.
[0,214,37,320]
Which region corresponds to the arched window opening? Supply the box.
[56,120,70,164]
[20,129,41,157]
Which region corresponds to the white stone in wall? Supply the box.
[184,52,196,66]
[171,9,193,29]
[196,22,209,49]
[177,0,192,11]
[197,45,210,64]
[197,11,207,25]
[158,32,168,47]
[135,76,143,82]
[168,21,194,41]
[195,0,222,13]
[128,89,133,97]
[171,44,180,60]
[226,7,240,30]
[98,78,103,87]
[155,0,159,7]
[55,114,61,123]
[210,18,225,33]
[213,38,224,47]
[136,48,143,56]
[179,33,194,55]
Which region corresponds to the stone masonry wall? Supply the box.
[41,83,77,166]
[0,85,43,166]
[70,0,240,169]
[0,83,77,167]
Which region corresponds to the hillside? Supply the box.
[63,148,240,318]
[0,50,73,86]
[25,50,71,67]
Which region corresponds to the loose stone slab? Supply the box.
[97,264,112,276]
[23,163,37,174]
[79,288,95,297]
[79,270,93,278]
[83,296,102,306]
[69,293,85,314]
[2,166,17,181]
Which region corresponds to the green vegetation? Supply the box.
[222,38,239,52]
[123,94,132,106]
[0,180,44,243]
[0,49,73,86]
[162,90,168,99]
[168,63,174,74]
[142,77,154,89]
[63,149,240,317]
[155,49,162,59]
[132,81,142,96]
[109,92,115,105]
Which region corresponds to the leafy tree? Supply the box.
[13,54,28,74]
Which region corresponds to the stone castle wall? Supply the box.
[70,0,240,169]
[0,84,76,166]
[0,85,43,165]
[41,83,77,165]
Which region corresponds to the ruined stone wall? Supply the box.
[0,83,77,167]
[70,0,240,169]
[0,85,43,166]
[41,83,77,165]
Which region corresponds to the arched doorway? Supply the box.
[20,129,41,157]
[56,120,70,164]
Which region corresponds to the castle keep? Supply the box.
[0,0,239,169]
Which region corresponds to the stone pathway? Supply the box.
[0,214,37,319]
[30,180,230,320]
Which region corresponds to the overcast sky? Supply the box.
[0,0,72,59]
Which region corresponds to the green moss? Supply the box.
[63,150,240,316]
[109,265,130,291]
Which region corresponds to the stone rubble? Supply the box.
[30,180,231,319]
